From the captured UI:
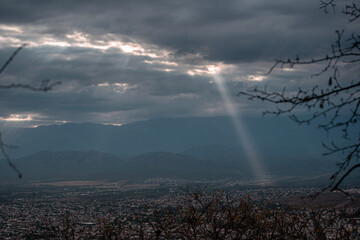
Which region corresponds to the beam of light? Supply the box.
[210,69,266,181]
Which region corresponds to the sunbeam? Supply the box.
[211,72,266,181]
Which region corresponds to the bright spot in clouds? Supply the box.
[248,75,265,81]
[119,44,134,53]
[282,68,296,72]
[97,83,110,87]
[207,65,221,75]
[97,82,135,93]
[143,60,178,66]
[187,64,227,76]
[1,114,35,122]
[0,24,23,33]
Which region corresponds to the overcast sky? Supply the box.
[0,0,354,127]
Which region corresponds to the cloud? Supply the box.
[0,0,352,126]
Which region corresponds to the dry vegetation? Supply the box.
[24,190,359,240]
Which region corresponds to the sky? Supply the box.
[0,0,355,128]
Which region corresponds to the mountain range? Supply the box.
[2,116,329,158]
[0,145,337,182]
[0,116,341,182]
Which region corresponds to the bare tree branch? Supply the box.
[0,132,22,178]
[0,45,61,178]
[0,44,27,74]
[239,0,360,191]
[332,163,360,191]
[0,79,61,92]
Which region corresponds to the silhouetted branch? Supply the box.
[0,44,27,74]
[0,45,61,178]
[0,79,61,92]
[266,29,360,77]
[320,0,336,14]
[0,132,22,178]
[332,163,360,191]
[239,0,360,191]
[344,2,360,22]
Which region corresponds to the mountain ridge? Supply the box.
[0,145,337,182]
[2,116,326,158]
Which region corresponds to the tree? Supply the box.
[0,44,61,178]
[31,189,356,239]
[240,0,360,191]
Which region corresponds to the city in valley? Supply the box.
[1,178,359,239]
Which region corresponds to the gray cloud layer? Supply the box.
[0,0,353,127]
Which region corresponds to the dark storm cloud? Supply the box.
[0,0,351,125]
[0,44,222,125]
[0,0,348,62]
[0,45,214,96]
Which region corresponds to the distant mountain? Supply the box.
[0,150,247,182]
[0,150,123,181]
[0,146,338,182]
[117,151,245,180]
[183,145,337,177]
[0,116,342,182]
[184,145,245,163]
[2,116,329,159]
